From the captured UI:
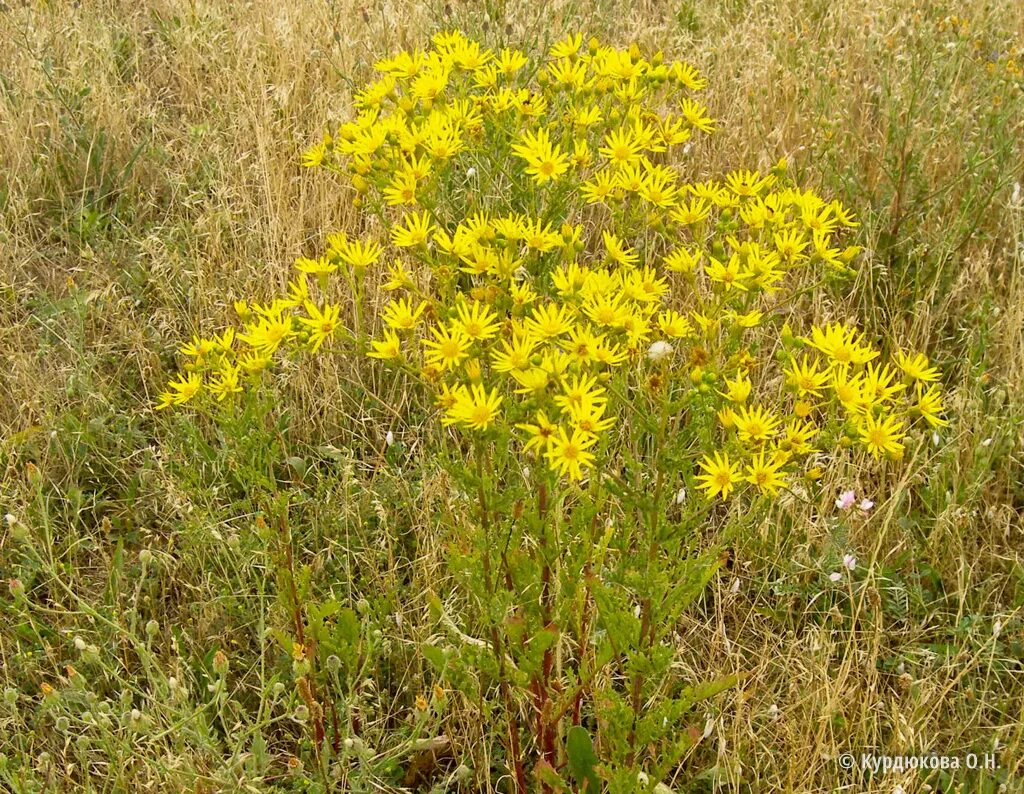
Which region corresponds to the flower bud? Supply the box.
[25,462,42,486]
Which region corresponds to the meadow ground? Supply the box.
[1,0,1023,792]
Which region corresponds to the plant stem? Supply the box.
[475,439,528,793]
[626,380,673,762]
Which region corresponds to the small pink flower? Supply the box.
[836,490,856,511]
[858,498,874,512]
[829,571,842,583]
[843,554,857,571]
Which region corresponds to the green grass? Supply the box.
[1,0,1023,792]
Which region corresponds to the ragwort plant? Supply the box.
[158,30,949,792]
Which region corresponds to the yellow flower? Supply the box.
[564,325,603,365]
[497,48,528,74]
[551,262,590,296]
[706,255,748,292]
[491,334,537,373]
[511,367,550,394]
[392,211,435,248]
[830,366,869,414]
[657,310,693,339]
[568,399,616,436]
[780,419,818,455]
[516,411,558,455]
[545,426,597,481]
[625,266,668,303]
[912,384,948,427]
[744,451,787,496]
[509,281,538,307]
[664,247,702,273]
[382,172,419,207]
[720,374,752,403]
[422,325,470,371]
[549,33,583,60]
[582,294,626,328]
[521,218,564,251]
[239,312,295,355]
[238,350,270,375]
[442,383,503,431]
[669,61,707,90]
[453,300,500,341]
[179,335,218,360]
[554,373,606,415]
[207,366,242,401]
[168,373,203,406]
[382,298,427,331]
[526,302,574,339]
[895,351,940,383]
[725,169,774,197]
[368,329,403,360]
[298,302,343,352]
[862,361,906,405]
[733,404,781,443]
[731,310,764,328]
[602,231,639,266]
[511,127,570,185]
[859,413,906,458]
[571,138,592,167]
[793,399,814,419]
[670,197,711,226]
[424,122,463,159]
[301,138,329,168]
[784,355,830,398]
[287,274,312,306]
[338,238,383,272]
[774,228,809,262]
[547,57,588,89]
[580,169,619,204]
[808,322,878,366]
[696,451,741,500]
[801,204,839,235]
[598,127,643,167]
[593,337,627,366]
[679,97,715,133]
[383,260,415,291]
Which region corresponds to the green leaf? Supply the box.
[335,607,360,645]
[565,726,600,794]
[593,585,641,652]
[661,549,722,627]
[678,673,741,711]
[421,643,447,673]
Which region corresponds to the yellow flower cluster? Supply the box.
[158,30,948,498]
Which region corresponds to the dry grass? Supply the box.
[1,0,1023,792]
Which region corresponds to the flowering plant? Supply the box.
[159,30,947,792]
